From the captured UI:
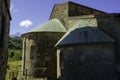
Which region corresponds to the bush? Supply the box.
[8,37,22,61]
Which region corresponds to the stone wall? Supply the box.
[0,0,11,80]
[49,1,107,30]
[114,15,120,40]
[68,2,106,17]
[68,15,97,29]
[96,15,116,38]
[58,43,118,80]
[50,2,69,29]
[96,15,120,68]
[114,16,120,66]
[22,32,65,78]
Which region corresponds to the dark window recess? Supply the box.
[60,52,64,67]
[30,46,35,59]
[0,15,5,47]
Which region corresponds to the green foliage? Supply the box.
[8,37,22,61]
[9,37,22,50]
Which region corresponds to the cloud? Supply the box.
[19,19,32,28]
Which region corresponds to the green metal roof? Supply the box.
[27,19,67,33]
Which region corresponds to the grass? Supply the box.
[8,60,22,70]
[6,60,22,80]
[6,60,47,80]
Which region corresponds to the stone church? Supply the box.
[0,0,11,80]
[22,1,120,80]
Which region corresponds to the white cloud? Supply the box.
[19,19,32,28]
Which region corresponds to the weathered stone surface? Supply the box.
[96,15,120,68]
[50,2,69,29]
[50,1,106,30]
[68,15,97,29]
[57,43,119,80]
[68,2,106,16]
[0,0,11,80]
[22,32,65,78]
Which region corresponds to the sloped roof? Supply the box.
[27,19,67,33]
[68,1,107,14]
[56,22,114,47]
[50,1,107,19]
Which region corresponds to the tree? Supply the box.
[8,37,22,61]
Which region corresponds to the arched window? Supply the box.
[30,45,36,59]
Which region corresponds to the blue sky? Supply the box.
[10,0,120,35]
